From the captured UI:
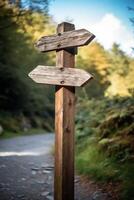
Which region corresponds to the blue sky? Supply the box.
[49,0,134,55]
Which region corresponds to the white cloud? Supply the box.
[89,13,134,55]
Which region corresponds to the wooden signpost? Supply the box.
[35,28,95,52]
[29,22,95,200]
[29,65,93,87]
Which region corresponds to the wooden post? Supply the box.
[54,22,76,200]
[29,21,95,200]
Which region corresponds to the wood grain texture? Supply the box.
[54,22,76,200]
[35,28,95,52]
[29,65,93,87]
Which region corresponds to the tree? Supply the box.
[0,0,55,116]
[76,42,110,98]
[108,43,129,76]
[0,0,49,30]
[76,42,134,98]
[106,43,133,97]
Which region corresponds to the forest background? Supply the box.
[0,1,134,199]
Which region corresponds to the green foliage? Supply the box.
[106,43,133,97]
[0,128,47,139]
[1,3,134,199]
[75,97,134,199]
[0,1,55,119]
[0,0,56,134]
[76,143,119,182]
[109,43,129,76]
[76,42,134,98]
[0,113,20,132]
[76,42,110,98]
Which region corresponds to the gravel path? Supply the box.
[0,134,109,200]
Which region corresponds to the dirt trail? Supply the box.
[0,134,114,200]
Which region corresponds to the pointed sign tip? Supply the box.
[28,65,93,87]
[81,74,93,87]
[28,72,32,78]
[85,34,96,45]
[35,29,95,52]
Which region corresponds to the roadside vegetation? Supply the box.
[0,1,134,199]
[75,38,134,200]
[75,97,134,200]
[0,0,55,137]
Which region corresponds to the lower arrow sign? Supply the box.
[29,65,93,87]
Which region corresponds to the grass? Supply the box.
[76,139,134,200]
[0,128,47,139]
[76,141,120,182]
[120,164,134,200]
[75,97,134,200]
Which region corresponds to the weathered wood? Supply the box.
[29,65,93,87]
[28,21,95,200]
[54,22,76,200]
[35,28,95,52]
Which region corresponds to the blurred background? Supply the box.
[0,0,134,199]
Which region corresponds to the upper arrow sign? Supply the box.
[35,29,95,52]
[29,65,93,87]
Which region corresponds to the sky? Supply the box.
[49,0,134,55]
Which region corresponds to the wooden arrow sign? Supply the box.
[29,65,93,87]
[35,29,95,52]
